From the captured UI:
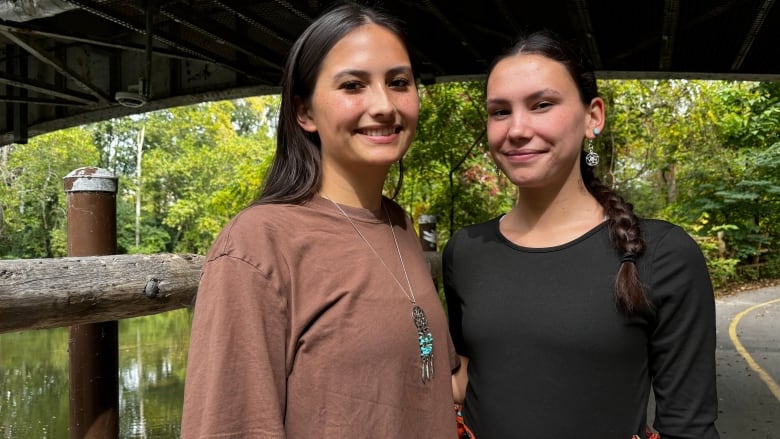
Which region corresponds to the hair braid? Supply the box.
[583,163,652,315]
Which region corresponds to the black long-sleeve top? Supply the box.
[443,218,720,439]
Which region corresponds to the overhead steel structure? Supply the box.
[1,0,779,146]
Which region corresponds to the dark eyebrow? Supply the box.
[334,69,369,81]
[333,65,413,81]
[486,88,562,106]
[485,97,509,107]
[386,66,414,77]
[529,88,563,100]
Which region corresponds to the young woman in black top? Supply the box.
[445,30,720,439]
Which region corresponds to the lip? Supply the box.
[355,125,403,143]
[500,148,545,163]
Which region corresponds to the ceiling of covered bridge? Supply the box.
[1,0,780,146]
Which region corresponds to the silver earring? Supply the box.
[585,127,600,167]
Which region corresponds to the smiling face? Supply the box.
[486,53,603,190]
[296,23,419,180]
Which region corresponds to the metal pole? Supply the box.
[64,167,119,439]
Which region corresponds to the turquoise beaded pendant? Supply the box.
[412,305,435,383]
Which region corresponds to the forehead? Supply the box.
[487,53,576,96]
[320,23,410,71]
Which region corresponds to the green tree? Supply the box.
[599,80,722,217]
[0,129,100,258]
[397,81,515,243]
[686,82,780,278]
[87,97,279,254]
[602,79,780,285]
[144,99,275,254]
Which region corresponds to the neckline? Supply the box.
[309,194,388,223]
[493,214,609,252]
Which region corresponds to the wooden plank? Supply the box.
[0,253,203,334]
[0,252,441,334]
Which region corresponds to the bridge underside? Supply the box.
[2,0,779,145]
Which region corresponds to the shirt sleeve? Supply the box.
[181,254,288,439]
[646,225,720,439]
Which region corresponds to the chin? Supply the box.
[367,149,407,164]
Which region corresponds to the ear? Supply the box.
[585,97,605,139]
[294,96,318,133]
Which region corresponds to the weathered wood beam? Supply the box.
[0,252,442,334]
[0,253,203,334]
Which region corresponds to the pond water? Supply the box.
[0,308,192,438]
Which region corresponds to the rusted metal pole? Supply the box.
[64,167,119,439]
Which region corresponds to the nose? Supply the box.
[506,112,532,141]
[368,85,395,119]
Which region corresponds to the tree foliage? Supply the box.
[90,98,278,254]
[2,81,779,288]
[0,129,99,258]
[395,81,515,241]
[600,80,780,284]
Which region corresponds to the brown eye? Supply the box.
[533,101,553,111]
[389,77,411,88]
[340,81,363,91]
[488,108,510,118]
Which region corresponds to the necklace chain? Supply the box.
[323,195,435,384]
[323,196,416,304]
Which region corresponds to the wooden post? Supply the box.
[64,167,119,439]
[419,214,439,288]
[418,214,438,252]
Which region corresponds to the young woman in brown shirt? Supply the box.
[181,3,459,438]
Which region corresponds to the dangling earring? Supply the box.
[585,127,600,167]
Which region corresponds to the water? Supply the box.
[0,309,192,438]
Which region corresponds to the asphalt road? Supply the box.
[714,285,780,439]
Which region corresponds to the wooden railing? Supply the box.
[0,253,201,334]
[1,166,442,438]
[0,251,442,334]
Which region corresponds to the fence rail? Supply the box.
[0,251,442,335]
[0,253,202,334]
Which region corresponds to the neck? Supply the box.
[514,169,599,216]
[503,176,604,246]
[510,191,603,224]
[319,163,390,210]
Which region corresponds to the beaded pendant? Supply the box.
[412,305,435,383]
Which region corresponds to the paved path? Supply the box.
[714,285,780,438]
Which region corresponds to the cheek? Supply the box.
[328,97,360,115]
[486,120,506,150]
[312,93,357,120]
[395,94,420,123]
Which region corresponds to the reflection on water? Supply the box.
[0,308,192,438]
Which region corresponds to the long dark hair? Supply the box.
[488,30,651,315]
[256,3,409,205]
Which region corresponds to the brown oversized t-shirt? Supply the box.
[182,196,459,438]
